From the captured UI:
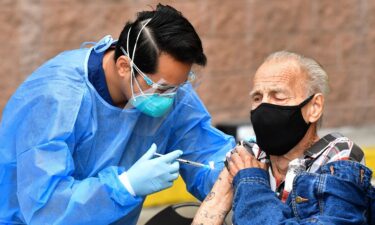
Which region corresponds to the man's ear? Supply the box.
[306,93,324,123]
[115,56,131,78]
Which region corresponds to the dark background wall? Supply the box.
[1,0,374,128]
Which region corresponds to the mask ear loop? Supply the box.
[120,47,154,90]
[125,28,137,100]
[299,94,315,107]
[120,46,143,99]
[299,94,316,126]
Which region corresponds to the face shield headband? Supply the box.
[120,19,179,117]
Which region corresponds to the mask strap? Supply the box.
[120,46,143,97]
[125,27,137,98]
[299,94,315,107]
[131,18,152,65]
[125,18,153,98]
[131,19,152,95]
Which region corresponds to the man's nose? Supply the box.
[261,95,271,104]
[253,95,272,109]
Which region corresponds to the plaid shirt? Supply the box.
[249,133,365,202]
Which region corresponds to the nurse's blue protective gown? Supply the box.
[0,36,235,225]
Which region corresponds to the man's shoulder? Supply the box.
[306,133,365,173]
[309,133,363,160]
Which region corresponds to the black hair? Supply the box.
[114,4,207,74]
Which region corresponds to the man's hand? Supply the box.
[227,145,268,178]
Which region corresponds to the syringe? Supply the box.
[154,153,213,169]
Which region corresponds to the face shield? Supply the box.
[119,19,195,117]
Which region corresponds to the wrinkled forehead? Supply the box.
[251,60,308,95]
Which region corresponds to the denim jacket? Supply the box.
[233,160,375,225]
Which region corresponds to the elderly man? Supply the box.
[192,51,374,225]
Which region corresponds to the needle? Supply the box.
[154,153,213,169]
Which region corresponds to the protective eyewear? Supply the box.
[120,46,195,93]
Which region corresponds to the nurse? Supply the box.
[0,4,235,225]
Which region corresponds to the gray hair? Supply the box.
[265,51,330,97]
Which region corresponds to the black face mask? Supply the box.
[250,95,314,156]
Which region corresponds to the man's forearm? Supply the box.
[192,169,233,225]
[191,191,228,225]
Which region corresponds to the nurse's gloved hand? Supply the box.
[122,143,182,196]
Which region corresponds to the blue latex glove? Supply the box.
[126,143,182,196]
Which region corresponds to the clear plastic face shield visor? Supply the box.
[120,18,196,117]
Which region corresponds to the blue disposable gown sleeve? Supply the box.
[12,79,142,224]
[232,165,372,225]
[168,87,236,201]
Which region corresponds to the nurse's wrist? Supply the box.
[118,172,136,196]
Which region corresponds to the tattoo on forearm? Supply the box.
[192,209,227,225]
[202,209,208,218]
[192,188,230,225]
[204,192,215,202]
